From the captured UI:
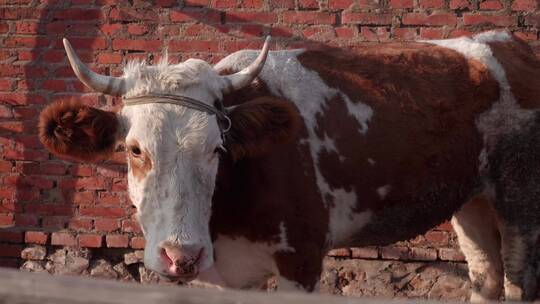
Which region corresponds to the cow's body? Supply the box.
[39,31,540,301]
[209,31,540,297]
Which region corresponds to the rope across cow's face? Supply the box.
[38,37,299,280]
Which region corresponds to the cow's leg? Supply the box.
[497,225,539,301]
[452,195,503,302]
[488,121,540,301]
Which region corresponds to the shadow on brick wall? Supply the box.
[0,1,133,269]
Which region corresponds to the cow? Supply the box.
[38,30,540,301]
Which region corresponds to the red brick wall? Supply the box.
[0,0,538,272]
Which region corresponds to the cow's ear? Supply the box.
[224,97,300,161]
[39,99,121,162]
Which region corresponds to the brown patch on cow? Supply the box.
[298,43,500,244]
[211,129,328,289]
[126,139,152,181]
[38,99,119,162]
[225,97,301,161]
[212,79,328,290]
[487,37,540,109]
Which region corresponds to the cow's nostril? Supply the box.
[160,247,173,267]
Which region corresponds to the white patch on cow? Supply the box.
[277,276,305,292]
[122,56,225,101]
[211,235,276,289]
[376,185,391,200]
[367,158,376,166]
[216,50,374,246]
[328,189,373,246]
[425,30,535,173]
[473,30,512,44]
[211,233,299,289]
[344,97,373,135]
[276,222,295,253]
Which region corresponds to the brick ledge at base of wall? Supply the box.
[11,245,473,301]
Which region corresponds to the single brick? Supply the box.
[299,0,319,9]
[68,218,93,231]
[524,13,540,27]
[420,28,445,39]
[79,234,103,248]
[463,14,517,27]
[282,12,336,25]
[419,0,445,9]
[79,207,126,218]
[511,0,537,11]
[439,248,466,261]
[402,13,458,26]
[342,13,392,25]
[94,219,120,232]
[51,232,76,246]
[127,24,149,35]
[106,234,129,248]
[168,40,219,52]
[480,0,503,10]
[0,214,14,227]
[112,39,162,52]
[53,9,102,20]
[97,53,122,64]
[25,231,48,244]
[327,248,351,257]
[225,12,277,24]
[131,236,146,249]
[436,221,454,231]
[381,245,409,260]
[394,27,417,40]
[351,247,378,259]
[410,247,437,261]
[328,0,352,9]
[121,220,142,233]
[389,0,413,8]
[425,230,449,244]
[449,0,472,9]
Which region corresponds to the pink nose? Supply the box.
[159,242,204,278]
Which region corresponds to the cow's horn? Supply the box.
[221,36,271,93]
[63,38,127,96]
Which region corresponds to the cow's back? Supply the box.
[212,31,538,249]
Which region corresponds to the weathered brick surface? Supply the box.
[0,0,538,300]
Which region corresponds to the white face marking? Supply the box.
[367,158,376,166]
[216,50,374,247]
[119,58,228,276]
[425,31,535,173]
[376,184,391,200]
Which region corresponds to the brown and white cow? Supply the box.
[39,31,540,301]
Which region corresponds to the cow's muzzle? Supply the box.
[158,242,204,281]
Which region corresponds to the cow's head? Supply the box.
[38,38,299,281]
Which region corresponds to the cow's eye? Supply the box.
[130,146,142,157]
